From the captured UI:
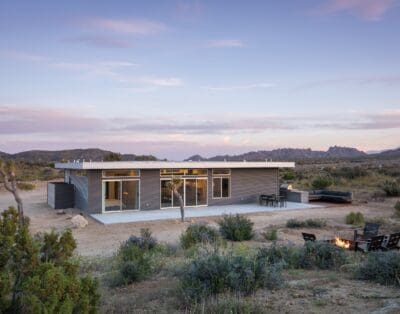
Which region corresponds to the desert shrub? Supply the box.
[345,212,365,225]
[180,223,221,249]
[282,169,296,181]
[355,252,400,286]
[295,241,347,270]
[106,229,164,287]
[257,242,347,270]
[305,218,327,228]
[286,218,326,228]
[179,251,282,304]
[382,180,400,197]
[16,182,36,190]
[262,228,278,241]
[0,207,99,313]
[286,219,306,228]
[218,214,254,241]
[191,296,264,314]
[311,175,333,190]
[330,166,368,180]
[395,201,400,216]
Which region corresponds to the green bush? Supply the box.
[286,218,326,228]
[395,201,400,216]
[345,212,365,225]
[106,229,163,287]
[382,180,400,196]
[355,252,400,286]
[256,242,347,270]
[311,175,333,189]
[262,228,278,241]
[180,223,221,249]
[17,182,36,190]
[191,296,264,314]
[179,251,282,304]
[0,207,99,313]
[218,214,254,241]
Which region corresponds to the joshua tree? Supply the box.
[0,159,24,223]
[167,178,185,222]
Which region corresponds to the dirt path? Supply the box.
[0,183,398,256]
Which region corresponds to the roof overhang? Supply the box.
[55,161,295,170]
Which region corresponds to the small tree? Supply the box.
[167,178,185,222]
[0,160,24,224]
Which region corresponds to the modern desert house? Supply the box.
[49,161,295,214]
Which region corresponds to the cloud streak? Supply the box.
[310,0,398,21]
[202,83,274,91]
[208,39,244,48]
[85,17,167,34]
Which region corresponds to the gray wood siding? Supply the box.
[208,168,278,206]
[140,170,161,210]
[87,170,102,214]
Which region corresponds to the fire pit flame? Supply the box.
[335,236,350,249]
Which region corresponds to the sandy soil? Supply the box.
[0,182,398,256]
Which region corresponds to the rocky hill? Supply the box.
[185,146,368,161]
[0,149,158,163]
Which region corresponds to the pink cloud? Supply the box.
[310,0,397,21]
[85,18,167,34]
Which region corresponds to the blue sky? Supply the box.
[1,0,399,159]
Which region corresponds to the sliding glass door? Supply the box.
[103,180,139,212]
[160,178,208,208]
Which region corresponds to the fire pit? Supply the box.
[325,237,358,250]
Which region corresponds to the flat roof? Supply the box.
[55,160,295,170]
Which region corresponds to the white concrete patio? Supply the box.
[91,202,323,225]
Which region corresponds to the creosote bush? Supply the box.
[0,207,99,313]
[345,212,365,225]
[257,242,347,270]
[16,182,36,191]
[382,180,400,197]
[262,228,278,241]
[179,251,283,304]
[105,228,166,287]
[190,295,264,314]
[180,223,221,249]
[286,218,327,228]
[311,175,333,190]
[355,252,400,286]
[217,214,254,241]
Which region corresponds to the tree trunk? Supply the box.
[173,189,185,222]
[0,167,24,223]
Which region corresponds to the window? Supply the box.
[213,177,230,198]
[103,170,140,177]
[212,169,230,175]
[160,169,208,177]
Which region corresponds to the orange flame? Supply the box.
[335,236,350,249]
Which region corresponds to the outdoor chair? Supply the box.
[354,223,380,241]
[356,235,385,253]
[381,232,400,251]
[302,232,316,242]
[259,194,268,206]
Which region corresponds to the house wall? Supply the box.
[64,170,88,210]
[65,167,279,214]
[208,168,279,206]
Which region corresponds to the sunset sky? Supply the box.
[1,0,399,159]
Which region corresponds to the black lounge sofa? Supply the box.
[309,190,353,203]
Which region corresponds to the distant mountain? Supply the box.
[0,149,158,163]
[371,147,400,159]
[185,146,368,161]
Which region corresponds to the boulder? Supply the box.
[71,215,88,228]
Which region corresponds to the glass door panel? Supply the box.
[104,181,121,212]
[185,179,196,206]
[121,180,139,210]
[161,180,172,208]
[197,179,207,205]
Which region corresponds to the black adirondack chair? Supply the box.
[356,235,385,252]
[354,223,380,241]
[302,232,316,242]
[382,233,400,251]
